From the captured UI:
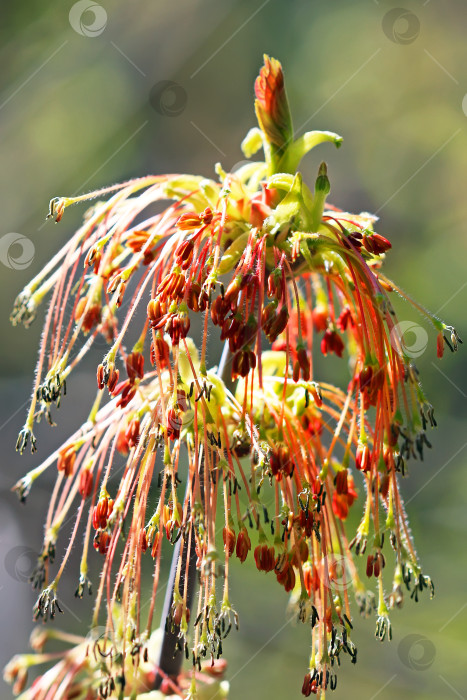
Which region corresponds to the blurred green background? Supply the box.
[1,1,466,698]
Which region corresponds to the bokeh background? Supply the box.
[1,1,466,698]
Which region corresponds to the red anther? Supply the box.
[150,335,170,369]
[126,352,144,382]
[267,269,283,300]
[92,494,114,530]
[293,360,300,383]
[335,469,348,495]
[166,408,182,441]
[239,271,258,291]
[224,276,242,306]
[332,470,357,520]
[147,298,167,325]
[176,212,203,231]
[437,332,444,359]
[356,443,371,472]
[126,229,151,252]
[200,207,213,225]
[265,305,289,342]
[141,530,148,553]
[312,305,328,332]
[254,543,276,572]
[221,315,241,342]
[321,329,344,358]
[373,553,381,578]
[291,538,309,567]
[222,526,236,557]
[93,531,111,555]
[75,298,102,333]
[296,345,310,381]
[175,239,194,269]
[107,366,120,394]
[235,528,251,563]
[211,295,231,326]
[270,445,291,480]
[232,349,256,379]
[186,281,202,312]
[362,233,391,255]
[298,509,314,538]
[84,245,102,273]
[79,469,93,499]
[343,231,363,250]
[379,473,390,498]
[366,554,374,578]
[165,309,190,345]
[301,672,317,697]
[125,417,140,448]
[156,271,186,303]
[97,364,105,390]
[116,427,130,456]
[359,366,373,392]
[276,560,296,592]
[303,563,320,596]
[337,306,353,332]
[57,444,76,477]
[389,422,399,447]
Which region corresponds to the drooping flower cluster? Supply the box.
[6,56,461,699]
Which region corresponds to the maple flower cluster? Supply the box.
[6,56,461,699]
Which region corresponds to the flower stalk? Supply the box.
[5,55,461,699]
